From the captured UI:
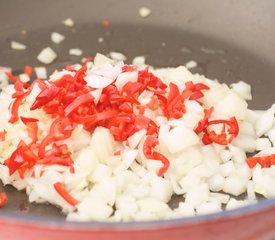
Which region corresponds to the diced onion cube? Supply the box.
[51,32,65,44]
[69,48,83,56]
[62,18,74,27]
[139,7,151,18]
[37,47,57,64]
[11,41,26,50]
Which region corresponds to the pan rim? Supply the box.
[0,198,274,230]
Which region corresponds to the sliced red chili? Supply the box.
[184,81,209,101]
[102,20,110,27]
[20,117,39,144]
[138,67,167,91]
[38,156,73,166]
[5,140,38,177]
[31,86,61,110]
[38,117,73,158]
[0,130,7,141]
[122,81,143,96]
[246,154,275,168]
[64,92,94,116]
[166,83,185,118]
[122,65,137,72]
[72,110,117,125]
[143,135,170,176]
[24,65,33,78]
[5,71,19,83]
[194,107,214,134]
[9,91,31,123]
[49,117,74,141]
[195,107,239,145]
[0,192,7,208]
[53,182,79,206]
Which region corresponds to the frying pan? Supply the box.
[0,0,275,239]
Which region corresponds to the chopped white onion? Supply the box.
[34,66,47,79]
[139,7,152,18]
[185,60,198,69]
[37,47,57,64]
[85,74,113,89]
[51,32,65,44]
[11,41,26,50]
[0,52,274,222]
[132,56,146,65]
[109,52,127,61]
[255,138,272,151]
[19,73,30,83]
[98,37,104,43]
[162,126,199,154]
[62,18,75,27]
[231,81,252,100]
[255,107,275,137]
[69,48,83,56]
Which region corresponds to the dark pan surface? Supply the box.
[0,0,275,221]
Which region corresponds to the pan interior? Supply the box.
[0,23,274,220]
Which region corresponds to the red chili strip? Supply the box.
[53,182,79,206]
[194,107,239,145]
[24,65,33,77]
[38,156,73,166]
[64,92,94,116]
[5,140,38,177]
[5,72,19,83]
[102,20,111,27]
[21,117,39,144]
[38,117,73,158]
[143,135,170,176]
[9,91,31,123]
[0,192,7,208]
[166,83,185,118]
[0,130,7,141]
[194,107,214,134]
[122,65,137,72]
[246,154,275,168]
[30,86,61,110]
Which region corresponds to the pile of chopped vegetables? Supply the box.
[0,53,274,221]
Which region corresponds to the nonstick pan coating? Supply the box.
[0,0,274,239]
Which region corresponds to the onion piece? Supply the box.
[34,67,47,79]
[109,52,127,61]
[62,18,74,27]
[185,60,197,69]
[132,56,145,65]
[11,41,27,50]
[139,7,151,18]
[37,47,57,64]
[69,48,83,56]
[19,73,30,83]
[11,41,26,50]
[51,32,65,44]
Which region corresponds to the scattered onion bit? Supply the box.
[0,192,7,207]
[139,7,151,18]
[53,182,79,206]
[62,18,74,27]
[11,41,26,50]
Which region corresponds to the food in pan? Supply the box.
[0,53,274,221]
